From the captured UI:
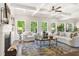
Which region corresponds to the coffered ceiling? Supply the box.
[9,3,79,22]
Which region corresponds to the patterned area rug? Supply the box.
[39,47,68,56]
[21,42,79,56]
[22,46,77,56]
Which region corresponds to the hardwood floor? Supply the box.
[62,51,79,56]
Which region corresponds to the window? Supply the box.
[31,21,37,33]
[57,23,64,32]
[17,20,25,32]
[74,25,77,31]
[51,23,56,33]
[66,23,73,32]
[41,22,47,32]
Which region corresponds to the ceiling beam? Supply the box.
[32,4,45,16]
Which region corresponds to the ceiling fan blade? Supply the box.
[55,10,62,12]
[60,12,71,15]
[56,6,61,9]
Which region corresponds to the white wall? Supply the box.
[0,25,4,56]
[0,3,5,56]
[76,22,79,28]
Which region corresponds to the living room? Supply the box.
[0,3,79,56]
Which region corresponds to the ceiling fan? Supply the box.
[49,6,62,12]
[49,6,71,15]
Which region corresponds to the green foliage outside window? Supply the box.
[41,22,47,32]
[31,22,37,33]
[74,25,77,32]
[57,23,64,32]
[17,21,25,33]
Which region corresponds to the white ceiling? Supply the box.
[9,3,79,22]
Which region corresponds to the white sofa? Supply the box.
[71,36,79,47]
[22,31,79,47]
[22,31,35,41]
[57,32,79,47]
